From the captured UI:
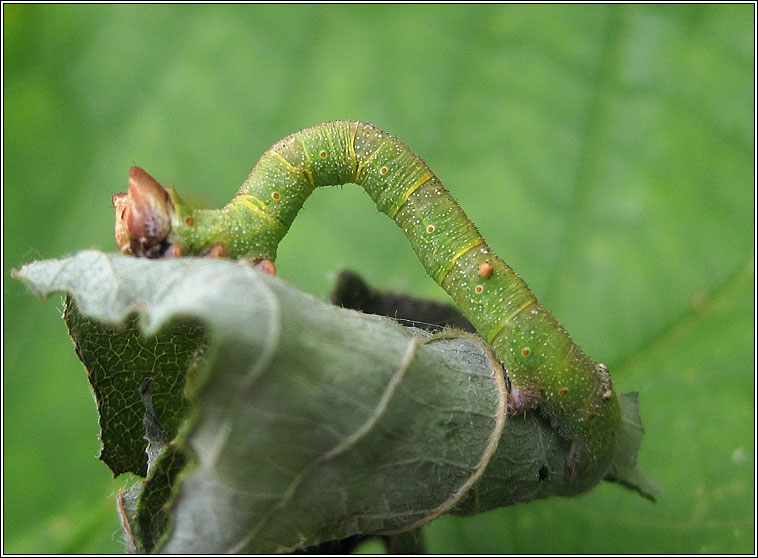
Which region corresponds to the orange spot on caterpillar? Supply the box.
[559,388,568,396]
[426,225,435,233]
[380,166,388,174]
[475,285,484,294]
[185,217,194,227]
[521,347,531,356]
[319,150,327,158]
[272,192,281,200]
[478,261,494,278]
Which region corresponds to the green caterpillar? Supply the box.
[113,120,620,475]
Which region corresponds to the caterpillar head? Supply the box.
[113,167,173,257]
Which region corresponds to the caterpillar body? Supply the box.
[113,120,620,475]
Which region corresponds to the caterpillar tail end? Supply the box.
[113,167,173,258]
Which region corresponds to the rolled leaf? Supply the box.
[13,251,651,553]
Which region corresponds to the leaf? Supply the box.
[14,252,648,553]
[64,305,206,476]
[604,392,660,501]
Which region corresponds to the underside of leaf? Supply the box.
[13,252,652,553]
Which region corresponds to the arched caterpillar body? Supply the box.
[113,120,620,475]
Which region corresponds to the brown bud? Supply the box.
[112,192,131,254]
[113,167,173,257]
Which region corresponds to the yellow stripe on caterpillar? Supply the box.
[388,170,435,219]
[232,194,284,226]
[436,237,485,285]
[487,296,538,344]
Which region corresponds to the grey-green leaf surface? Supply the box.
[14,252,648,553]
[4,4,753,554]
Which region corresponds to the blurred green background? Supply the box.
[3,4,753,554]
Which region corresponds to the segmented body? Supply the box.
[138,121,620,472]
